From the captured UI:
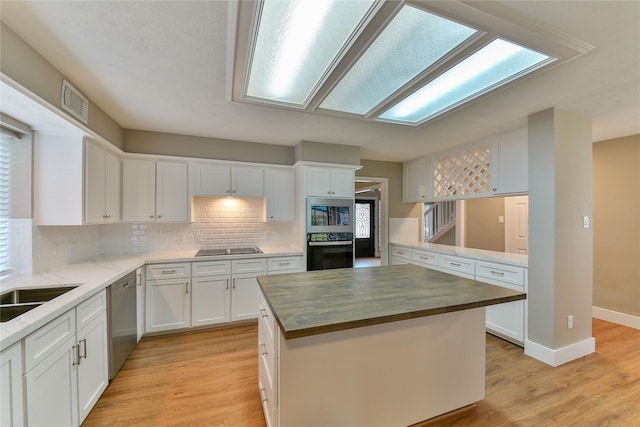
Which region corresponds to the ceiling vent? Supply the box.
[61,79,88,124]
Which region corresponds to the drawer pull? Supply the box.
[450,262,461,267]
[259,343,268,356]
[185,282,189,294]
[419,256,429,260]
[397,251,405,255]
[278,262,290,266]
[79,338,87,360]
[72,344,80,366]
[260,308,268,318]
[161,269,176,274]
[226,278,229,290]
[259,387,268,403]
[490,270,505,276]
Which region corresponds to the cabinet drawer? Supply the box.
[258,291,276,344]
[232,258,267,274]
[192,260,231,277]
[476,261,526,288]
[146,263,191,280]
[258,321,276,391]
[258,354,276,427]
[411,250,438,268]
[77,289,107,330]
[438,255,475,279]
[24,309,76,373]
[267,256,302,274]
[390,246,411,261]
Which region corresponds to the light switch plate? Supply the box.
[583,216,590,228]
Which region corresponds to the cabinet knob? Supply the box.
[157,215,162,219]
[226,190,230,194]
[149,215,154,219]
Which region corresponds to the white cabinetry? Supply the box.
[1,342,24,426]
[403,157,432,202]
[257,290,277,427]
[306,167,354,198]
[122,159,188,222]
[136,268,145,342]
[231,259,267,322]
[411,249,439,270]
[476,261,527,345]
[145,263,192,333]
[190,162,264,197]
[23,290,108,426]
[438,254,475,279]
[265,168,294,221]
[191,261,231,327]
[491,127,528,195]
[390,246,411,265]
[267,256,303,274]
[85,140,121,223]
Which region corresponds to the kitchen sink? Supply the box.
[0,285,79,322]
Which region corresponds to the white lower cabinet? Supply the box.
[258,290,278,427]
[145,263,191,333]
[390,246,411,265]
[192,261,231,327]
[411,249,439,270]
[1,342,24,427]
[23,289,108,426]
[267,256,303,274]
[438,254,475,279]
[231,259,267,322]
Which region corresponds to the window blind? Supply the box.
[0,136,11,275]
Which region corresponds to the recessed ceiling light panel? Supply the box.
[319,4,479,116]
[378,38,556,125]
[245,0,376,106]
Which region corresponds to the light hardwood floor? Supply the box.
[83,319,640,426]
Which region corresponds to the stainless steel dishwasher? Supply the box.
[108,271,137,380]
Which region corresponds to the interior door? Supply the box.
[355,200,375,258]
[505,195,529,254]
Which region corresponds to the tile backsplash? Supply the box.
[26,197,297,273]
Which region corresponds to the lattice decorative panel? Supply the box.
[433,146,491,198]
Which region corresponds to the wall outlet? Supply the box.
[567,315,574,329]
[498,216,504,224]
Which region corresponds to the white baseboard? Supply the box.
[525,337,595,367]
[592,306,640,330]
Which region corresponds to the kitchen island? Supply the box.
[256,264,526,427]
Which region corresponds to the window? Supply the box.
[0,133,12,275]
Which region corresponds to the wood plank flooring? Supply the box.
[82,319,640,426]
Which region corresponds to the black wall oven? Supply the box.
[307,233,354,271]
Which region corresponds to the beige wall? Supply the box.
[593,134,640,317]
[465,197,505,252]
[124,129,294,165]
[528,108,593,350]
[295,140,360,165]
[1,22,124,149]
[357,159,420,220]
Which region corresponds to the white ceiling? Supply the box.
[1,1,638,162]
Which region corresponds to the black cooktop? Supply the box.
[195,247,263,257]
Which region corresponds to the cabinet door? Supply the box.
[191,163,231,196]
[122,159,156,222]
[330,168,354,198]
[192,276,230,326]
[403,157,432,202]
[136,268,145,342]
[265,168,294,221]
[231,274,261,322]
[486,301,525,345]
[25,336,78,427]
[232,166,264,197]
[85,141,106,224]
[492,128,528,195]
[146,278,191,333]
[1,343,24,427]
[77,312,109,423]
[306,167,332,197]
[104,150,121,222]
[156,161,188,222]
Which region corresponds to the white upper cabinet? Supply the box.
[85,141,121,223]
[491,127,528,195]
[306,166,354,198]
[264,168,294,221]
[403,157,432,202]
[122,159,188,222]
[190,162,264,197]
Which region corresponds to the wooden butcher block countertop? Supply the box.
[257,264,526,339]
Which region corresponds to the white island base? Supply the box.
[259,307,486,427]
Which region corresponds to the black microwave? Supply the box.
[306,198,354,233]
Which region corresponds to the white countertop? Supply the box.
[390,241,528,268]
[0,247,302,351]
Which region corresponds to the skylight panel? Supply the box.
[319,4,478,116]
[246,0,376,106]
[378,38,556,125]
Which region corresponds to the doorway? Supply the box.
[355,199,375,257]
[354,177,387,268]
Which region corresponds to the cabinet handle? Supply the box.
[397,251,405,255]
[259,343,268,356]
[420,256,429,260]
[185,282,189,294]
[232,190,237,194]
[226,278,229,290]
[137,273,142,286]
[161,269,176,274]
[259,387,268,403]
[157,215,162,219]
[226,190,230,194]
[106,214,111,219]
[450,262,461,267]
[270,216,274,219]
[102,214,108,219]
[260,308,268,318]
[80,338,88,360]
[232,278,236,289]
[149,215,154,219]
[72,344,80,366]
[490,270,505,276]
[278,262,290,266]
